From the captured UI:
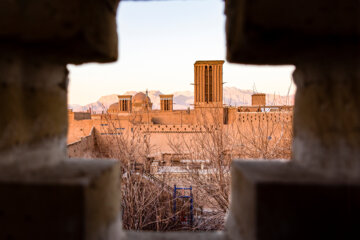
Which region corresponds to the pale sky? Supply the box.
[68,0,295,106]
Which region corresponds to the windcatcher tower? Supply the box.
[194,60,225,108]
[118,95,132,112]
[160,94,173,111]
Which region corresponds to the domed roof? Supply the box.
[132,92,151,104]
[108,102,119,112]
[133,92,147,102]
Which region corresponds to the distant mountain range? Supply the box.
[68,87,294,113]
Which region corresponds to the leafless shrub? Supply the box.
[69,104,292,231]
[95,112,189,231]
[166,107,292,230]
[166,108,232,230]
[234,110,292,159]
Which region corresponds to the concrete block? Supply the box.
[226,160,360,240]
[0,158,122,240]
[225,0,360,64]
[0,0,120,63]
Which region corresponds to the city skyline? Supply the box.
[68,0,295,105]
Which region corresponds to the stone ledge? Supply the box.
[226,159,360,240]
[0,158,121,240]
[225,0,359,64]
[125,231,227,240]
[0,0,120,63]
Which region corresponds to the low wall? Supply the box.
[74,112,91,120]
[139,124,216,133]
[67,127,97,158]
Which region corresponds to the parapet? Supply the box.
[194,60,225,65]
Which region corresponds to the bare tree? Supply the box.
[166,107,232,230]
[166,107,292,230]
[69,105,292,231]
[95,112,190,231]
[234,110,292,159]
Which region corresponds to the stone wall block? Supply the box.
[225,0,360,64]
[226,160,360,240]
[85,158,122,240]
[0,159,123,240]
[293,61,360,179]
[0,51,68,168]
[0,52,26,149]
[22,58,68,143]
[226,160,256,240]
[0,0,120,63]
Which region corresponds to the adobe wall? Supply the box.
[232,112,293,159]
[104,107,225,126]
[74,112,91,120]
[68,112,133,144]
[227,108,238,124]
[68,109,293,160]
[236,111,293,124]
[139,124,211,133]
[67,127,98,158]
[150,110,194,125]
[67,115,95,144]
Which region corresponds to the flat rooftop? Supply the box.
[194,60,225,65]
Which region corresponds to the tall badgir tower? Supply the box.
[194,60,225,108]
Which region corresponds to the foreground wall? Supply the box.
[0,0,123,239]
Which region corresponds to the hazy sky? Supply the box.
[68,0,295,105]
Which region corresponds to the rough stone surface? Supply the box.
[0,0,120,63]
[225,0,360,64]
[0,1,121,240]
[0,158,121,240]
[0,137,67,170]
[226,160,360,240]
[0,50,68,168]
[125,231,227,240]
[293,61,360,179]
